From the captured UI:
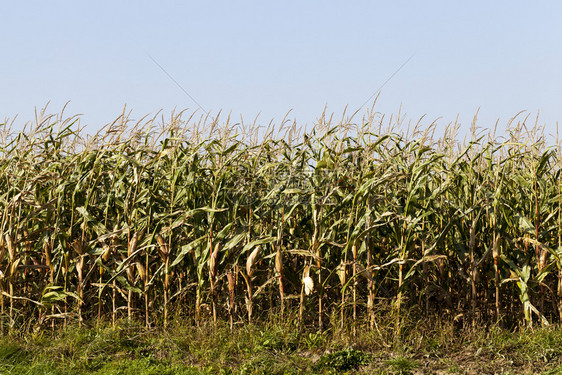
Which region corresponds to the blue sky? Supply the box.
[2,1,562,140]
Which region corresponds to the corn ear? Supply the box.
[246,245,261,277]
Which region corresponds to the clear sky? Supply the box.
[2,1,562,140]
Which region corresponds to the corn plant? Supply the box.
[0,108,561,336]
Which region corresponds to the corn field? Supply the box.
[1,108,562,334]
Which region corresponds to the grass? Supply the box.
[0,316,562,374]
[383,356,419,374]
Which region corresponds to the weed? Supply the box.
[304,331,327,350]
[384,356,419,374]
[0,342,29,365]
[316,348,370,372]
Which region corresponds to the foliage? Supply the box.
[316,348,370,371]
[1,107,562,335]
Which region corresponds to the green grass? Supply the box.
[1,317,562,374]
